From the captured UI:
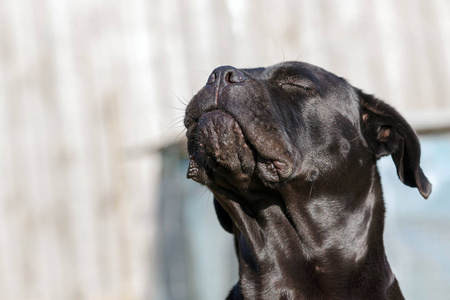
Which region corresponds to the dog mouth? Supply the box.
[187,110,293,184]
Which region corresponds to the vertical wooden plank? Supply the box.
[416,0,450,110]
[0,1,15,297]
[119,0,161,297]
[0,2,16,297]
[46,0,96,297]
[1,0,54,298]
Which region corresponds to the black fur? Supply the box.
[184,61,431,299]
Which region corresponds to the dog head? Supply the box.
[185,62,431,231]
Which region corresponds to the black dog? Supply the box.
[184,61,431,299]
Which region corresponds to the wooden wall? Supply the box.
[0,0,449,299]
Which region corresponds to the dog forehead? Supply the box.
[242,61,361,125]
[261,61,328,79]
[240,62,304,80]
[243,62,345,89]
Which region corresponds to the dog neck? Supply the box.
[222,165,401,299]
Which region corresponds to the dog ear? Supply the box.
[359,90,432,199]
[214,197,234,233]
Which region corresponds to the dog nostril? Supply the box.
[224,72,232,83]
[206,72,216,85]
[226,70,246,83]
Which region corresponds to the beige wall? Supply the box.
[1,0,449,299]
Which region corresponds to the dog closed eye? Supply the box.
[279,81,317,96]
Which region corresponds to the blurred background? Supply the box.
[1,0,450,299]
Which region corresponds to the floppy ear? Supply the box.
[359,90,432,199]
[214,197,234,233]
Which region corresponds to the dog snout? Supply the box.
[207,66,246,85]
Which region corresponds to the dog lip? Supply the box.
[256,155,293,183]
[273,160,293,178]
[192,109,294,183]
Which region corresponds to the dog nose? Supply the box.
[207,66,246,85]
